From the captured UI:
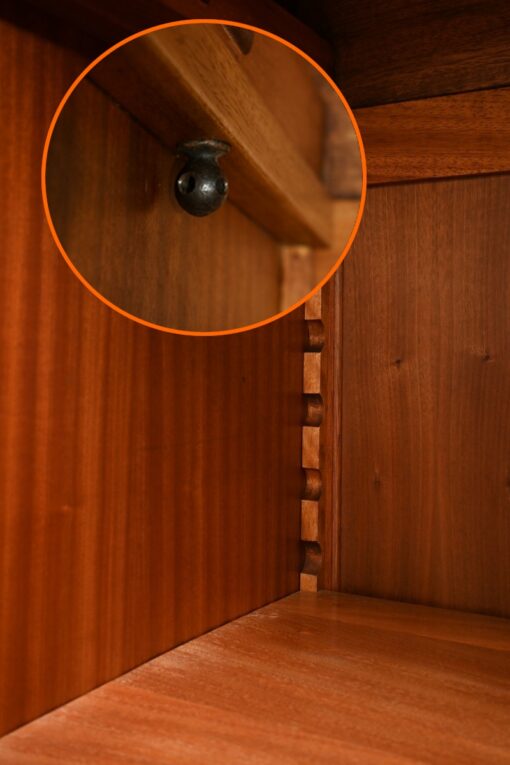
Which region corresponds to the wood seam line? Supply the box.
[300,290,324,592]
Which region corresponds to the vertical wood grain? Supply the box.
[318,272,343,591]
[0,18,303,735]
[340,176,510,616]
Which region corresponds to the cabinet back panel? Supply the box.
[340,176,510,616]
[0,18,303,735]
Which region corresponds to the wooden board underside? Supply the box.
[356,88,510,184]
[14,0,333,71]
[1,592,509,763]
[286,0,510,107]
[87,24,334,247]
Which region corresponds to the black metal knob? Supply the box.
[175,139,230,217]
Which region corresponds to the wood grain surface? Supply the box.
[356,88,510,184]
[47,78,283,332]
[1,592,509,763]
[284,0,510,107]
[87,24,333,248]
[0,17,304,736]
[45,24,354,331]
[299,276,343,593]
[317,272,342,591]
[340,176,510,616]
[241,34,326,175]
[14,0,333,71]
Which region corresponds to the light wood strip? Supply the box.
[300,500,319,541]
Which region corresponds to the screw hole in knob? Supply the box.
[177,173,196,194]
[174,139,230,217]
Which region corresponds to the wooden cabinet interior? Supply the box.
[356,88,510,184]
[45,22,361,331]
[1,0,510,757]
[1,593,509,764]
[340,176,510,616]
[46,78,284,331]
[0,13,303,735]
[281,0,510,107]
[293,0,510,612]
[87,24,334,246]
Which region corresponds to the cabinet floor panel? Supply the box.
[1,592,509,764]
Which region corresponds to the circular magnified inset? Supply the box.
[43,20,366,335]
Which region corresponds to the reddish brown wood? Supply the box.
[300,500,319,541]
[286,0,510,107]
[0,17,303,736]
[317,272,343,591]
[302,468,321,501]
[84,24,333,250]
[1,592,509,763]
[304,320,325,351]
[356,88,510,184]
[340,176,510,616]
[19,0,333,71]
[302,394,323,426]
[46,78,283,332]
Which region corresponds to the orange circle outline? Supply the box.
[41,18,367,337]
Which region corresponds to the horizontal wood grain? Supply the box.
[286,0,510,107]
[0,16,304,736]
[1,592,509,763]
[88,24,334,246]
[356,88,510,184]
[15,0,333,70]
[340,176,510,616]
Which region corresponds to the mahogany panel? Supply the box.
[1,592,509,763]
[0,17,303,735]
[19,0,332,70]
[282,0,510,107]
[340,176,510,616]
[356,88,510,184]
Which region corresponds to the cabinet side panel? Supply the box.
[0,19,303,735]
